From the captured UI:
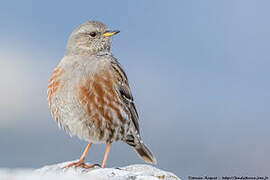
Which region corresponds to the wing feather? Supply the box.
[110,60,140,135]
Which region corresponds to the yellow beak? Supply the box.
[103,30,120,37]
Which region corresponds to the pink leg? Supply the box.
[101,143,112,168]
[66,142,96,168]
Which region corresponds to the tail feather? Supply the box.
[134,142,157,164]
[125,134,157,164]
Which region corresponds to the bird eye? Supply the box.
[89,32,97,37]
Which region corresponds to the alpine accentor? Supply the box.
[48,20,157,168]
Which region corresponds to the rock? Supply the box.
[0,161,180,180]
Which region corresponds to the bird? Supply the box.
[47,20,157,168]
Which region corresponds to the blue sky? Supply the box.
[0,0,270,178]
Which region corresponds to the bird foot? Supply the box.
[65,160,100,169]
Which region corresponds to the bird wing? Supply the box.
[110,60,140,135]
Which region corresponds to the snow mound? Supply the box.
[0,161,180,180]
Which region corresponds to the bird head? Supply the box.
[66,21,120,56]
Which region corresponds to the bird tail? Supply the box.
[134,141,157,164]
[125,134,157,164]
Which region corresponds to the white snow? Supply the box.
[0,161,180,180]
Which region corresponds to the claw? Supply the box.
[65,160,99,169]
[93,163,101,168]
